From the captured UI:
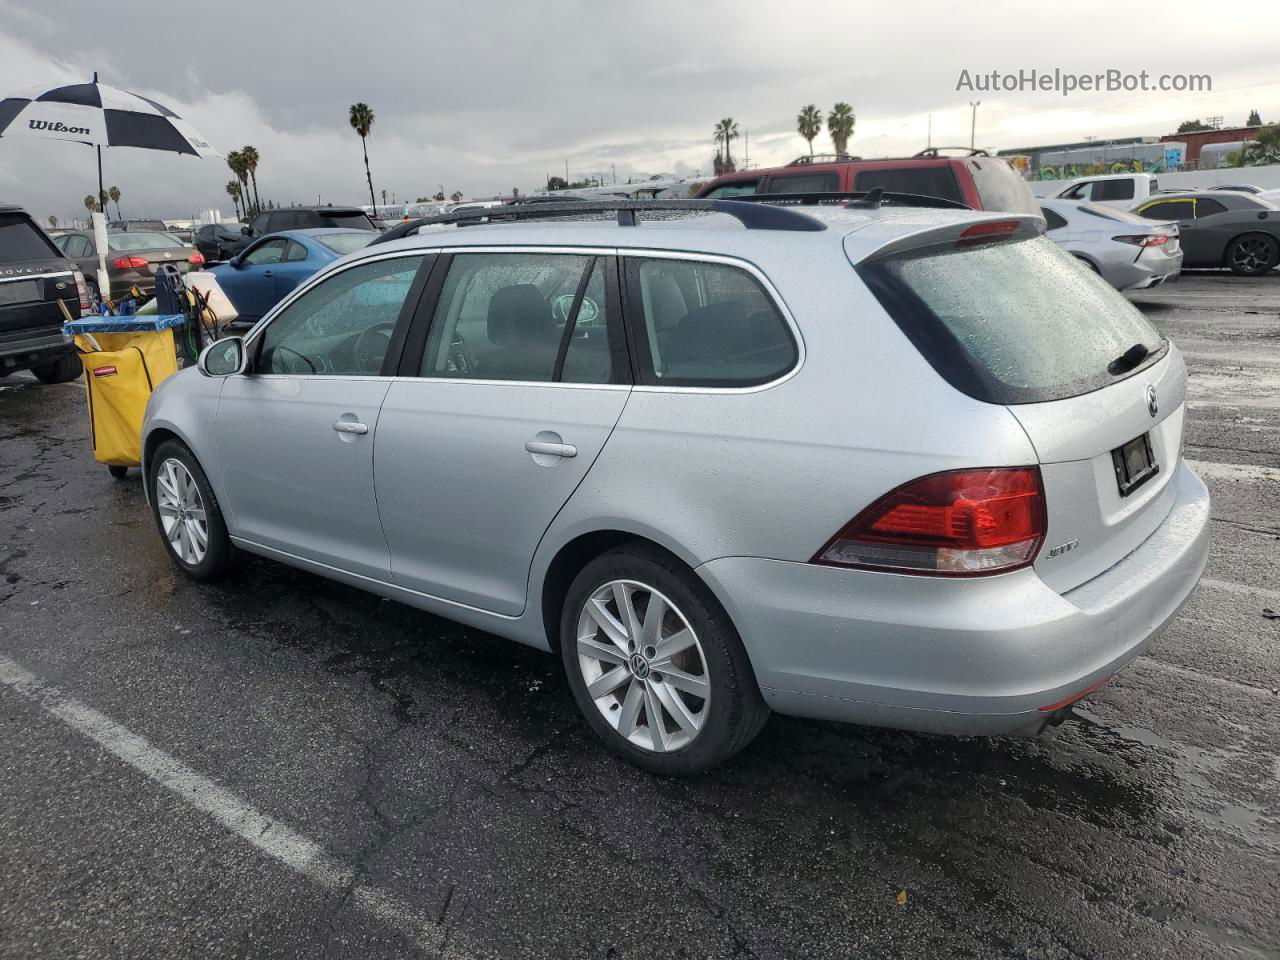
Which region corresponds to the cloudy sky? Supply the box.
[2,0,1278,223]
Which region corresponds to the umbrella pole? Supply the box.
[96,145,105,216]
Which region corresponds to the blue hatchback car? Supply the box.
[208,228,373,323]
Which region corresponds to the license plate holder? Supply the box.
[1112,433,1159,497]
[0,280,39,305]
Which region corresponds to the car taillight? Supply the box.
[958,220,1021,244]
[112,255,149,269]
[1113,234,1169,247]
[812,467,1047,576]
[72,269,91,311]
[188,250,205,267]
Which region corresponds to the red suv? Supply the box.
[696,150,1040,214]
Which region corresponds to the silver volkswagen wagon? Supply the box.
[142,199,1210,775]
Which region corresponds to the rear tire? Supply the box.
[31,351,82,384]
[1225,234,1279,276]
[148,440,235,580]
[559,544,769,775]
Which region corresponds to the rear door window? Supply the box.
[624,257,797,387]
[857,235,1165,404]
[764,172,839,194]
[420,252,620,384]
[1094,179,1135,201]
[1138,200,1194,221]
[320,210,378,230]
[966,158,1039,214]
[853,166,964,204]
[1040,207,1069,230]
[0,213,63,261]
[701,180,760,199]
[1193,198,1227,217]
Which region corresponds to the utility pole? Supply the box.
[927,114,932,150]
[969,101,981,150]
[743,129,750,170]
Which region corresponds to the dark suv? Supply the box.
[245,206,378,238]
[696,150,1040,214]
[0,204,89,383]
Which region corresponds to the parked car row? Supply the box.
[52,229,204,299]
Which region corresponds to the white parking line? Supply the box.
[0,654,468,959]
[1198,577,1280,605]
[1186,459,1280,483]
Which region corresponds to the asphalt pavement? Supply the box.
[1,272,1277,959]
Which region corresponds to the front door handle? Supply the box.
[333,420,368,435]
[525,439,577,458]
[263,269,275,278]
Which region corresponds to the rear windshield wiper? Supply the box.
[1108,342,1150,376]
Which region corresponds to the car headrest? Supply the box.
[670,301,752,362]
[645,274,687,331]
[487,284,552,346]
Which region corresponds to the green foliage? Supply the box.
[546,175,569,191]
[797,105,822,156]
[1247,109,1262,126]
[1176,119,1212,133]
[828,103,855,155]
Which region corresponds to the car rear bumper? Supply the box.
[697,460,1210,736]
[1103,249,1183,291]
[0,327,74,367]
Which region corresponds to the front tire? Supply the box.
[1226,234,1280,276]
[148,440,235,580]
[31,351,83,384]
[559,545,768,775]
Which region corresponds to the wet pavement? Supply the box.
[1,273,1278,959]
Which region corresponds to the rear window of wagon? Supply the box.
[857,235,1167,404]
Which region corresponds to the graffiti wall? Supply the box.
[1008,141,1186,180]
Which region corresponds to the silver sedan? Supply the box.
[1040,198,1183,290]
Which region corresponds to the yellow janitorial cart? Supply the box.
[62,314,185,479]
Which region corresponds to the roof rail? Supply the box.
[786,153,861,166]
[367,198,826,245]
[732,190,972,211]
[913,147,991,158]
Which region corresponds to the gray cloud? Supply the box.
[1,0,1278,224]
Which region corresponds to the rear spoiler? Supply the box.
[856,215,1046,264]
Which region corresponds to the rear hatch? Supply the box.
[0,211,79,346]
[853,217,1181,594]
[106,233,193,283]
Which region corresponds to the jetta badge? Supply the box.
[1146,385,1158,418]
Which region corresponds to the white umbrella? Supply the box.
[0,72,221,299]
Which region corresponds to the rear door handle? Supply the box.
[333,420,368,435]
[524,440,577,458]
[263,270,275,278]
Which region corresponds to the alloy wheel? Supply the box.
[155,457,209,565]
[576,579,710,753]
[1231,236,1273,274]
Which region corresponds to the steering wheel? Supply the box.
[272,345,317,375]
[352,321,397,374]
[551,294,600,327]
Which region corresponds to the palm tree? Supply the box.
[797,105,822,157]
[47,215,58,229]
[108,186,121,219]
[226,180,243,219]
[348,102,377,211]
[241,145,262,213]
[713,117,739,173]
[450,190,463,202]
[83,195,97,214]
[380,188,387,208]
[226,151,249,216]
[827,102,856,156]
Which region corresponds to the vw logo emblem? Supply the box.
[163,252,172,258]
[629,653,651,680]
[1146,385,1159,418]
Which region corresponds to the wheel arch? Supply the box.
[536,527,712,654]
[1221,229,1280,268]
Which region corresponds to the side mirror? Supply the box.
[240,226,252,236]
[227,255,241,268]
[198,336,247,378]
